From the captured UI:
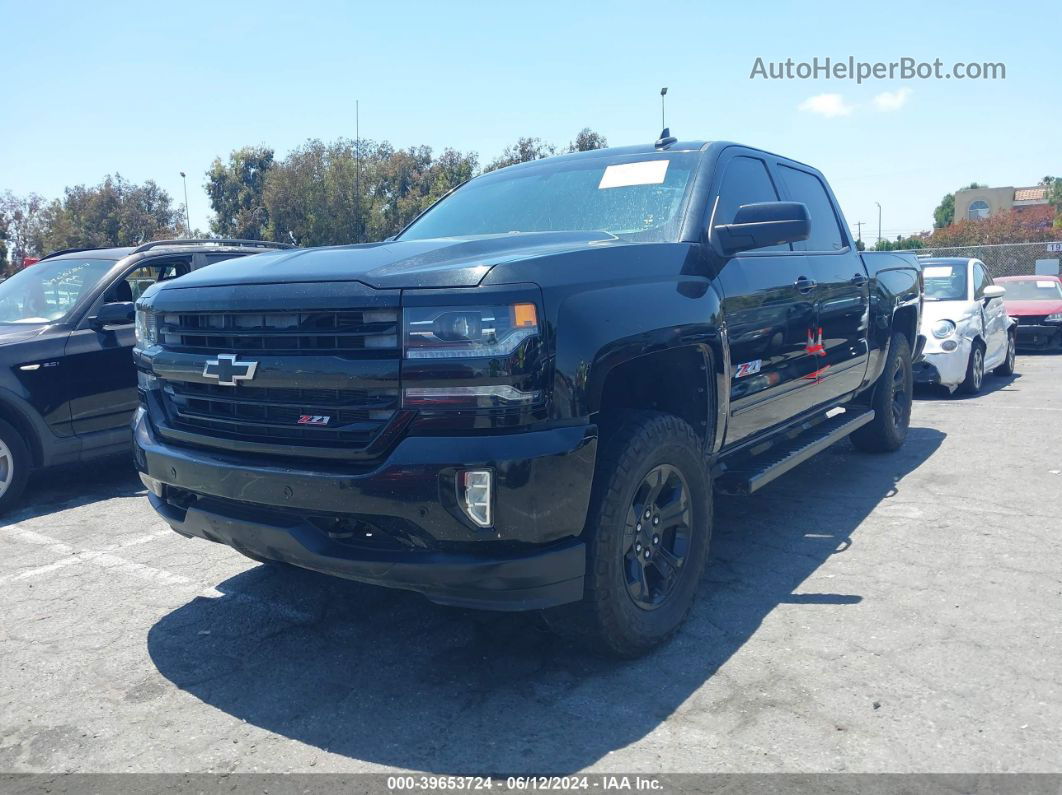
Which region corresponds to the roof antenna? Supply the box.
[656,88,676,148]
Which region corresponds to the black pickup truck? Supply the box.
[133,137,922,656]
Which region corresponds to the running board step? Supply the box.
[716,408,875,496]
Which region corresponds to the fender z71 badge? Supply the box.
[735,360,762,378]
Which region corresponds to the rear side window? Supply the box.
[779,166,845,252]
[714,156,789,252]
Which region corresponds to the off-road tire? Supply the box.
[851,332,913,453]
[543,411,712,658]
[0,419,32,516]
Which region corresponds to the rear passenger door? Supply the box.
[778,164,870,400]
[712,153,820,446]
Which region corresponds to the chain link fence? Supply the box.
[896,241,1062,278]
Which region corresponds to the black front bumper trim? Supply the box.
[151,492,585,611]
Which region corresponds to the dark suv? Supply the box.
[0,239,292,512]
[134,139,922,656]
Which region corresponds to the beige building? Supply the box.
[953,184,1050,224]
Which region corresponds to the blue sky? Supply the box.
[1,0,1057,241]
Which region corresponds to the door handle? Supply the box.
[851,272,868,286]
[795,276,817,294]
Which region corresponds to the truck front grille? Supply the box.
[1016,315,1047,325]
[156,309,399,355]
[150,305,402,457]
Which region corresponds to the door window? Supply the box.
[972,263,989,299]
[778,166,845,252]
[109,258,193,304]
[714,156,790,252]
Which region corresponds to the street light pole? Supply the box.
[875,202,882,247]
[355,99,360,245]
[180,171,191,238]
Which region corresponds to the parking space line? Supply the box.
[0,524,190,586]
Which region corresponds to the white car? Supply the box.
[915,257,1017,395]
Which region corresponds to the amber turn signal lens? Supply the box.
[512,303,538,328]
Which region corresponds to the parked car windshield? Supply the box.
[0,258,116,324]
[398,152,698,243]
[1000,279,1062,300]
[922,263,968,301]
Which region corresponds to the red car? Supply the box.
[996,274,1062,351]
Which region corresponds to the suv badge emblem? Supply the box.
[203,354,258,386]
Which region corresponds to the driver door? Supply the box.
[65,256,193,436]
[973,261,1007,366]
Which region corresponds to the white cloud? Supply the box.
[797,93,854,118]
[873,88,912,112]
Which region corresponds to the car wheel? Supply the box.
[958,342,985,395]
[543,411,711,658]
[993,332,1016,376]
[0,419,32,516]
[851,332,912,453]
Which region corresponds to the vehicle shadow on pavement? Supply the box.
[1,457,143,527]
[147,426,944,774]
[914,372,1021,402]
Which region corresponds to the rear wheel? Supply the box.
[958,342,985,395]
[0,419,31,516]
[993,332,1016,376]
[544,412,711,658]
[851,332,912,453]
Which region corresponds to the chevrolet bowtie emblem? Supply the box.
[202,354,258,386]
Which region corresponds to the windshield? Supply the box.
[0,258,116,324]
[999,279,1062,301]
[922,263,968,301]
[398,153,698,243]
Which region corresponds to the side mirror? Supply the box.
[714,202,810,256]
[90,301,135,329]
[982,285,1005,300]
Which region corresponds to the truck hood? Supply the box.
[154,231,617,292]
[1003,299,1062,316]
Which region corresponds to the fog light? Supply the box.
[941,340,958,351]
[459,470,493,528]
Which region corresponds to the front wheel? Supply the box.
[543,412,712,658]
[851,332,912,453]
[958,343,985,395]
[0,419,31,516]
[993,332,1016,376]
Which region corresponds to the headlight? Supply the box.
[134,309,157,346]
[404,303,539,359]
[1044,312,1062,324]
[931,319,956,339]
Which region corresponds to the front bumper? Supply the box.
[1015,324,1062,351]
[134,408,596,610]
[913,340,972,389]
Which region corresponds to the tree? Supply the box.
[928,204,1055,246]
[484,137,556,172]
[932,182,987,228]
[205,146,275,240]
[263,139,478,245]
[875,234,926,251]
[1046,177,1062,229]
[36,175,177,252]
[569,128,608,152]
[0,191,47,268]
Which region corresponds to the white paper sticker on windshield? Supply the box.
[599,160,669,189]
[1037,280,1056,288]
[923,266,954,277]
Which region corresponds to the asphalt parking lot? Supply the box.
[1,355,1060,776]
